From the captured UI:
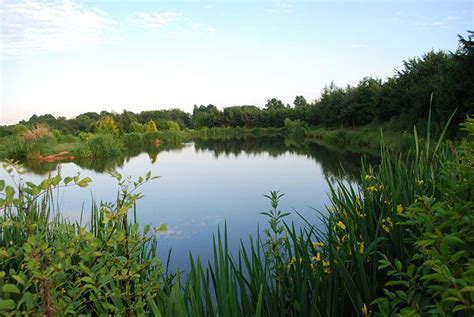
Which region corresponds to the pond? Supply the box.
[1,136,368,270]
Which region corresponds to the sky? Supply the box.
[0,1,472,125]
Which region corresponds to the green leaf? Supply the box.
[155,223,167,232]
[0,299,15,311]
[0,180,5,191]
[11,275,25,286]
[81,177,92,186]
[5,186,15,199]
[2,284,20,294]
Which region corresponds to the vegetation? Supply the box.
[1,115,472,315]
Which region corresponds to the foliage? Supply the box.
[0,164,164,315]
[11,125,28,136]
[129,121,145,133]
[145,120,158,133]
[84,134,123,158]
[124,132,144,150]
[284,118,307,141]
[95,116,120,137]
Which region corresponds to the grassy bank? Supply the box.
[305,127,414,155]
[0,121,417,164]
[1,117,472,315]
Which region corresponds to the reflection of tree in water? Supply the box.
[193,136,378,181]
[22,160,61,176]
[20,142,187,174]
[18,137,376,181]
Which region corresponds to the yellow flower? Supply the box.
[336,221,346,230]
[366,186,378,193]
[359,241,365,255]
[322,259,331,274]
[396,204,403,215]
[381,217,393,233]
[312,242,324,248]
[364,175,376,181]
[312,252,321,262]
[361,303,368,315]
[289,257,296,265]
[416,179,424,185]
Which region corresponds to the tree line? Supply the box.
[1,31,472,137]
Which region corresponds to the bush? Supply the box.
[124,132,144,150]
[86,134,123,158]
[0,167,164,315]
[284,118,307,140]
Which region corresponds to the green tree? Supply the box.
[95,116,120,137]
[293,96,308,108]
[145,120,158,132]
[265,98,285,111]
[166,121,180,131]
[129,121,145,133]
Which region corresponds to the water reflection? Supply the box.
[21,136,374,182]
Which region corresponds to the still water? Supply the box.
[1,137,366,270]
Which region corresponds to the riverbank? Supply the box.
[0,124,422,164]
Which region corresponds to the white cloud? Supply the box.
[130,11,183,28]
[0,0,115,55]
[130,10,215,34]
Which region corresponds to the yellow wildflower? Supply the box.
[359,241,365,255]
[364,175,376,181]
[289,257,296,265]
[366,186,378,193]
[396,204,403,215]
[336,221,346,230]
[416,179,424,185]
[322,259,331,274]
[381,217,393,233]
[312,252,321,262]
[361,303,368,315]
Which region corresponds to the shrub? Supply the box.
[11,124,28,136]
[86,134,123,158]
[284,118,307,140]
[124,132,144,150]
[21,124,52,141]
[0,166,164,315]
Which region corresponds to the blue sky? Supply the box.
[1,1,472,124]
